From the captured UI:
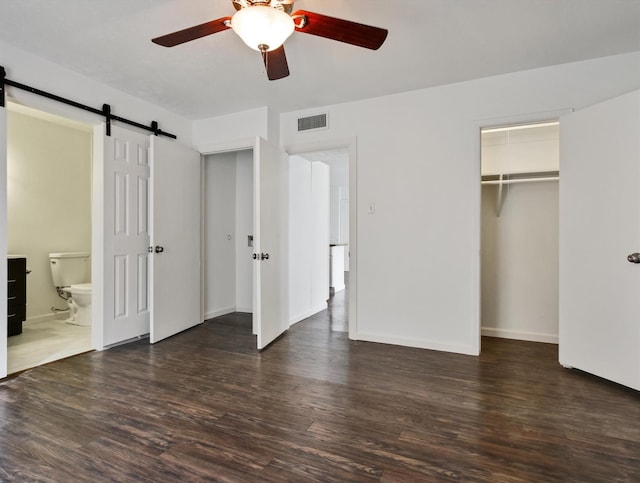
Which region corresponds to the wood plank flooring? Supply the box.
[1,291,639,481]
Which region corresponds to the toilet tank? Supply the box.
[49,252,91,287]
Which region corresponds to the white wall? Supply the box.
[280,51,640,355]
[204,150,253,318]
[235,150,253,312]
[193,107,269,152]
[7,109,92,322]
[289,156,330,325]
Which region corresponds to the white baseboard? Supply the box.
[236,306,252,313]
[355,331,479,356]
[25,311,69,326]
[289,302,327,326]
[205,307,236,320]
[481,327,558,344]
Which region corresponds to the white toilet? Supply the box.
[49,252,92,326]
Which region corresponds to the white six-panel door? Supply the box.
[102,125,151,347]
[559,89,640,390]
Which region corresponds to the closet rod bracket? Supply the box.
[496,174,506,217]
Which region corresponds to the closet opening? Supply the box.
[203,149,255,334]
[480,120,559,349]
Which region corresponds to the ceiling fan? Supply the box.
[151,0,388,80]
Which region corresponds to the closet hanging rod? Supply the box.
[481,170,559,185]
[0,65,176,139]
[482,176,558,185]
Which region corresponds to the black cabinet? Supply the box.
[8,257,27,337]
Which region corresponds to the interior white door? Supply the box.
[102,125,151,346]
[559,89,640,390]
[0,104,7,378]
[150,135,201,343]
[254,137,289,349]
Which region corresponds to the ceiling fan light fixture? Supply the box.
[231,6,294,52]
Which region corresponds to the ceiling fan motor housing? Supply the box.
[233,0,295,15]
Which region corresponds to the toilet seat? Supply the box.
[69,283,92,293]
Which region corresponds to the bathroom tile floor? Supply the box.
[7,319,92,374]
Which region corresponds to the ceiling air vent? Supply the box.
[297,113,328,132]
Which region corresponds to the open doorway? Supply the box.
[6,102,94,374]
[204,146,348,336]
[293,148,349,333]
[480,121,559,348]
[203,149,254,328]
[203,138,290,350]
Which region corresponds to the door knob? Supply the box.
[155,246,164,254]
[627,253,640,263]
[261,253,269,260]
[252,253,258,260]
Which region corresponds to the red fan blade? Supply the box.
[152,17,232,47]
[262,45,290,80]
[292,10,387,50]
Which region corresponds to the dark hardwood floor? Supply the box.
[1,287,639,482]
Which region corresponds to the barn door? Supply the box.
[101,125,151,347]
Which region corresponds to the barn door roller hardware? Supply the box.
[0,65,176,139]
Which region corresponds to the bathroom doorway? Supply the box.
[6,102,93,374]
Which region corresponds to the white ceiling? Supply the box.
[0,0,638,120]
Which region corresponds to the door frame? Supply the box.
[0,100,103,379]
[199,138,258,332]
[285,137,358,340]
[1,102,7,377]
[92,123,106,350]
[473,108,573,354]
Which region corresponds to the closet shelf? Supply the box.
[482,170,559,217]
